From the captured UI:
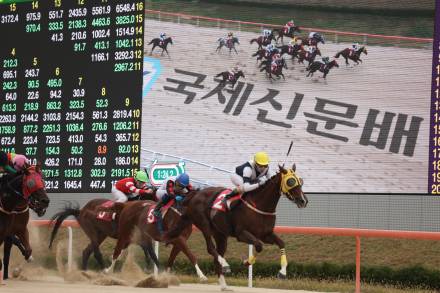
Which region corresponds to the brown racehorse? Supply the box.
[165,165,308,290]
[296,47,322,66]
[215,70,245,89]
[260,58,288,80]
[306,60,339,79]
[49,194,159,271]
[335,46,368,65]
[250,33,274,50]
[106,198,208,282]
[148,37,173,56]
[0,166,50,282]
[272,26,301,44]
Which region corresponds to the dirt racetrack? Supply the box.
[2,279,329,293]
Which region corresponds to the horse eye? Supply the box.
[287,178,296,187]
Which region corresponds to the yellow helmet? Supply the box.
[254,152,270,166]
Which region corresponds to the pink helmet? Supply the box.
[13,154,29,171]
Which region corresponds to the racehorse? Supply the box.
[296,47,322,66]
[49,194,159,271]
[252,48,279,64]
[215,70,245,88]
[277,44,303,61]
[272,26,301,44]
[165,165,307,290]
[250,33,274,50]
[148,37,173,56]
[105,198,208,282]
[334,46,368,65]
[216,37,240,54]
[0,165,50,281]
[306,60,339,79]
[260,58,288,80]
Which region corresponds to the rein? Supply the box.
[240,198,276,216]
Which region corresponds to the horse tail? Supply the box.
[215,72,223,78]
[48,202,81,249]
[250,39,256,44]
[252,51,258,57]
[148,39,154,45]
[164,214,192,240]
[335,50,343,58]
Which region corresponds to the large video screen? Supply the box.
[141,1,437,194]
[0,0,144,192]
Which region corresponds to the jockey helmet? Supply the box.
[228,32,233,37]
[288,20,294,26]
[254,152,270,166]
[266,44,274,50]
[176,173,190,187]
[0,151,7,166]
[135,170,149,183]
[13,154,28,171]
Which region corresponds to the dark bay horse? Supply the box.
[335,46,368,65]
[106,199,208,281]
[166,165,308,290]
[250,34,274,50]
[260,58,288,80]
[272,26,301,43]
[215,70,245,88]
[0,166,50,282]
[148,37,173,56]
[252,48,279,64]
[277,44,303,61]
[216,37,240,54]
[296,48,322,66]
[49,195,159,271]
[306,60,339,79]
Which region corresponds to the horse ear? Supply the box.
[292,163,296,172]
[278,164,287,174]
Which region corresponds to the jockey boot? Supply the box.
[153,202,165,234]
[221,188,239,207]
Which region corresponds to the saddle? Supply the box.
[96,200,118,222]
[211,189,241,212]
[145,199,177,224]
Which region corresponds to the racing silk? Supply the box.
[115,177,151,196]
[234,161,274,192]
[1,153,17,174]
[308,32,317,39]
[157,176,193,198]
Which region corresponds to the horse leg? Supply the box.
[3,237,12,280]
[233,47,238,55]
[15,228,32,262]
[261,233,288,279]
[213,231,229,291]
[140,241,159,271]
[150,45,156,55]
[236,230,263,265]
[105,228,132,273]
[0,258,3,285]
[345,57,349,66]
[165,245,180,272]
[173,236,207,282]
[198,221,230,274]
[165,48,170,56]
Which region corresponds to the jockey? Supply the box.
[322,56,330,64]
[352,43,360,51]
[271,54,282,71]
[284,20,295,34]
[306,46,316,58]
[153,173,192,232]
[112,170,154,203]
[221,152,274,206]
[228,66,239,79]
[0,151,29,174]
[159,32,167,41]
[265,43,275,55]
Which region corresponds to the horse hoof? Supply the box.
[277,272,287,279]
[12,267,22,278]
[103,268,111,274]
[222,266,231,274]
[26,255,34,263]
[221,286,234,291]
